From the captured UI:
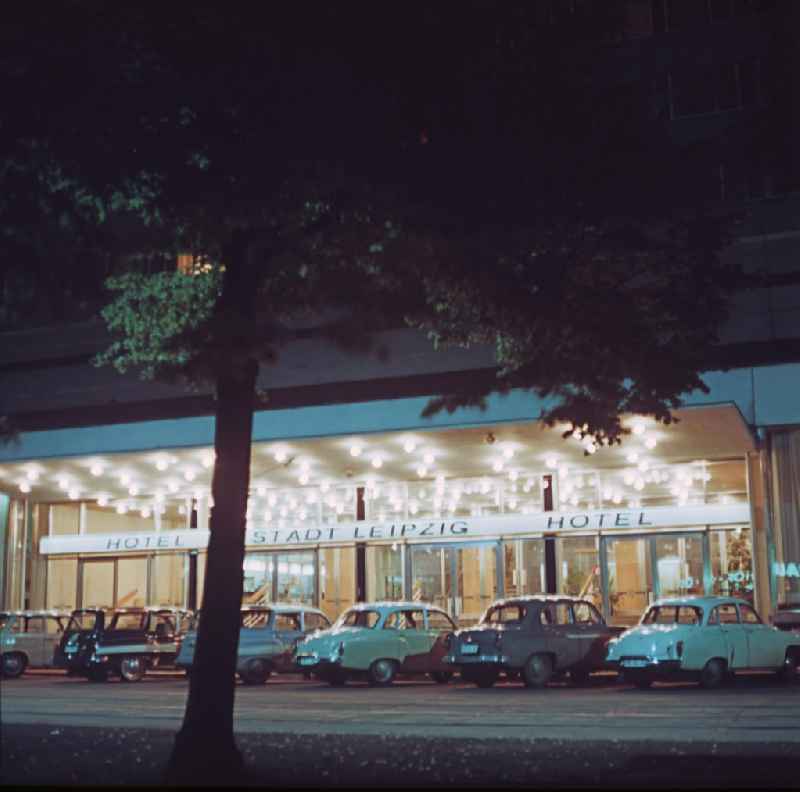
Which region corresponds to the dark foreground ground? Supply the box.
[3,724,799,789]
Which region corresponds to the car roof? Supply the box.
[2,610,73,618]
[239,603,327,616]
[649,595,755,609]
[486,595,595,608]
[345,601,450,613]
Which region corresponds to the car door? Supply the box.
[542,601,580,669]
[570,602,609,669]
[713,603,749,669]
[43,616,66,667]
[423,608,457,671]
[19,616,47,666]
[385,609,431,671]
[739,603,780,668]
[273,613,304,670]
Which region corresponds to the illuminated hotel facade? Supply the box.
[2,320,799,627]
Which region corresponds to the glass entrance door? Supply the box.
[602,532,710,625]
[409,543,498,627]
[81,559,115,609]
[79,556,149,609]
[242,551,316,606]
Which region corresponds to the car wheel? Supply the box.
[2,652,27,679]
[241,659,271,686]
[523,654,553,689]
[368,659,397,687]
[87,667,109,683]
[429,671,453,685]
[700,658,726,690]
[119,656,146,683]
[777,652,798,684]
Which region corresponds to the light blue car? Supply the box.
[176,603,331,684]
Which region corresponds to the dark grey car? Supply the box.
[1,610,73,678]
[445,595,615,688]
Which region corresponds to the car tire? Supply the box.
[119,656,146,683]
[777,652,798,684]
[700,658,726,690]
[241,659,271,686]
[368,658,397,687]
[429,671,453,685]
[523,654,553,689]
[1,652,27,679]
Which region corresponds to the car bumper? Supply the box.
[293,654,343,674]
[445,653,510,666]
[608,658,683,675]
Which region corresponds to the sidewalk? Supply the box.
[3,723,799,788]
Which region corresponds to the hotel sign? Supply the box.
[39,503,750,555]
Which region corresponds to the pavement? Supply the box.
[2,671,800,787]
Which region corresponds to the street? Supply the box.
[3,670,799,787]
[3,669,800,741]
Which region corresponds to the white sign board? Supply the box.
[39,503,751,555]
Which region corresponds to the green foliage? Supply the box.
[94,268,222,380]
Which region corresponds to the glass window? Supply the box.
[25,617,46,634]
[384,610,425,630]
[483,604,526,625]
[274,614,301,631]
[241,610,271,629]
[556,536,601,611]
[739,604,762,624]
[606,536,653,627]
[552,602,573,625]
[68,611,100,631]
[336,609,380,629]
[715,604,740,624]
[427,610,456,631]
[320,547,354,621]
[277,552,316,606]
[677,606,702,625]
[573,602,603,625]
[304,613,330,632]
[111,612,147,630]
[643,606,677,625]
[539,607,553,626]
[366,545,403,601]
[710,528,754,604]
[655,535,704,598]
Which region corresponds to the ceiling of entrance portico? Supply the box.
[0,404,754,506]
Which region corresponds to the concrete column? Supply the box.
[747,448,774,620]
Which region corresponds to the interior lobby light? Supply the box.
[155,456,169,472]
[184,469,196,482]
[97,494,109,507]
[90,463,104,477]
[349,443,363,458]
[19,480,31,493]
[545,455,557,469]
[644,434,658,450]
[492,459,504,473]
[626,451,639,464]
[371,455,383,469]
[116,503,128,515]
[274,447,288,463]
[423,451,435,465]
[502,446,515,459]
[403,438,417,454]
[128,484,139,496]
[68,488,80,500]
[201,450,215,469]
[632,420,646,436]
[417,465,428,478]
[167,480,179,493]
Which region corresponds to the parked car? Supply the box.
[55,608,109,676]
[606,596,800,689]
[293,601,457,686]
[0,610,73,678]
[444,595,615,688]
[772,604,800,633]
[59,606,194,681]
[176,603,331,684]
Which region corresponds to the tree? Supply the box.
[4,1,791,784]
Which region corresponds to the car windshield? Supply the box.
[68,612,101,631]
[109,612,147,630]
[482,604,526,625]
[334,609,381,629]
[642,605,703,625]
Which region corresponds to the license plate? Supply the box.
[621,659,648,668]
[297,656,316,666]
[461,644,479,655]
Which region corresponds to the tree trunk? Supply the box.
[165,232,259,785]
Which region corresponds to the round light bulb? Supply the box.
[19,481,31,493]
[403,439,416,454]
[90,464,103,477]
[155,458,169,472]
[184,469,196,482]
[417,465,428,478]
[274,448,288,463]
[632,421,646,436]
[371,455,383,469]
